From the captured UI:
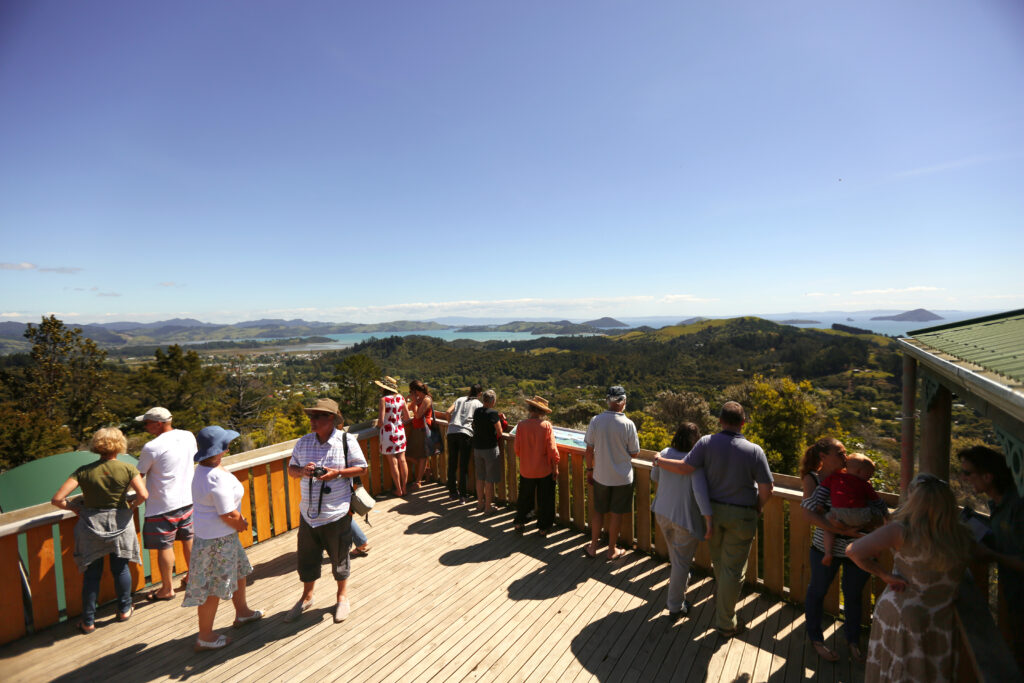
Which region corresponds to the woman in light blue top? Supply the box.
[651,422,712,619]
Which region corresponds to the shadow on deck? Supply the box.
[0,482,863,682]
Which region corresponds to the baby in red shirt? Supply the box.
[820,454,886,566]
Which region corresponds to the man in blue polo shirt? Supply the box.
[670,401,773,637]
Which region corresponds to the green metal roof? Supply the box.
[0,451,139,513]
[909,309,1024,385]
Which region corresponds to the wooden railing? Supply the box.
[0,419,1017,680]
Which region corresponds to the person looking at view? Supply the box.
[375,376,408,497]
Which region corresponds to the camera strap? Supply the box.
[307,432,352,519]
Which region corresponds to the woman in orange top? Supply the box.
[513,396,560,536]
[406,379,434,491]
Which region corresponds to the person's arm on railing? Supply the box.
[51,476,82,515]
[847,523,907,591]
[756,481,773,514]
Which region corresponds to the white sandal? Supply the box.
[194,634,231,652]
[233,609,263,628]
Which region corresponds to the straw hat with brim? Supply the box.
[195,426,240,463]
[525,396,552,414]
[374,376,401,394]
[302,398,344,420]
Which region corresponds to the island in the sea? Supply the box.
[780,319,821,324]
[870,308,943,322]
[582,316,628,328]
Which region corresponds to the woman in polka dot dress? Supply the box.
[376,376,408,497]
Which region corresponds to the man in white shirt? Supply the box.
[136,407,197,601]
[285,398,368,624]
[584,385,640,560]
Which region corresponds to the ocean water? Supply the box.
[284,329,594,351]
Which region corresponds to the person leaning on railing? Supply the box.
[798,437,873,663]
[847,473,974,683]
[512,395,560,537]
[182,426,262,652]
[957,445,1024,673]
[51,427,148,635]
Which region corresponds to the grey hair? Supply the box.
[482,389,497,405]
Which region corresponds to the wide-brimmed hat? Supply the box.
[135,406,172,423]
[302,397,344,420]
[194,426,240,462]
[374,376,401,394]
[525,395,552,414]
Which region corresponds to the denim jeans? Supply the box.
[82,555,132,626]
[804,546,869,644]
[350,516,368,549]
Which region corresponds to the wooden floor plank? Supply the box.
[0,482,867,683]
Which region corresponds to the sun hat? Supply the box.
[374,376,401,394]
[302,397,344,420]
[606,385,627,401]
[135,407,172,422]
[194,426,240,463]
[525,396,552,414]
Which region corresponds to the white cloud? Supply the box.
[38,266,83,274]
[1,312,23,317]
[658,294,717,304]
[97,292,122,297]
[893,155,1003,179]
[850,286,941,295]
[1,262,35,270]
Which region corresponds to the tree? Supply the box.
[727,375,819,474]
[22,315,111,444]
[334,354,380,424]
[131,345,227,431]
[648,390,716,434]
[223,357,270,433]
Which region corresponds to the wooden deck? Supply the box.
[0,483,865,682]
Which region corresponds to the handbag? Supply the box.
[343,431,375,522]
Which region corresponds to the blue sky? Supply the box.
[1,1,1022,324]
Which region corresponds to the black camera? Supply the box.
[311,465,328,478]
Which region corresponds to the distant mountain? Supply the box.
[869,308,943,322]
[582,317,628,328]
[677,317,709,326]
[832,323,874,335]
[456,320,601,335]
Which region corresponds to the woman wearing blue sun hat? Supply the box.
[182,426,262,652]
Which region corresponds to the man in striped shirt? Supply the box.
[285,398,368,624]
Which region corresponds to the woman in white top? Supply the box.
[181,426,262,652]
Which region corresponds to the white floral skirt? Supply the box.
[181,534,253,607]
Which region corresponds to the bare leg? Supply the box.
[589,501,604,556]
[180,538,193,587]
[607,513,623,558]
[414,457,427,486]
[484,482,495,512]
[397,453,409,494]
[197,595,220,642]
[336,579,347,601]
[155,547,176,598]
[476,479,485,511]
[385,453,402,495]
[231,578,255,619]
[299,580,316,604]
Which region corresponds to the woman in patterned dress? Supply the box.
[376,376,408,497]
[847,473,973,682]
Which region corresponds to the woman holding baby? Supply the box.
[799,438,886,663]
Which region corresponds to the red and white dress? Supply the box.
[380,394,408,455]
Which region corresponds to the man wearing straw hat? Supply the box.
[584,385,639,560]
[285,398,368,624]
[513,396,560,536]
